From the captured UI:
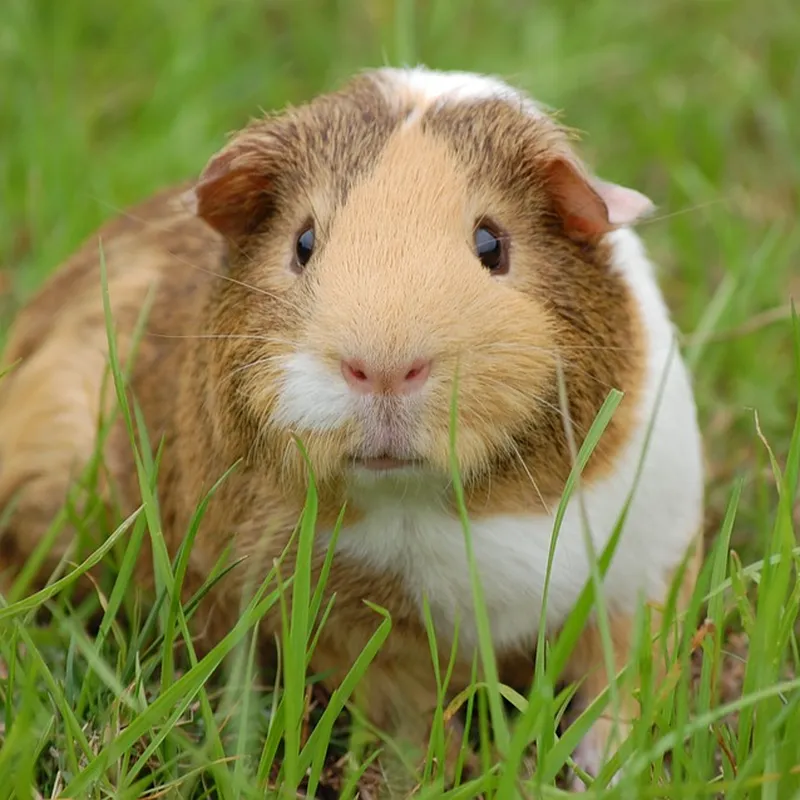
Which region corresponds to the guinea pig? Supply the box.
[0,66,704,793]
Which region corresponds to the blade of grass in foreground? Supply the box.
[729,308,800,798]
[571,345,686,790]
[446,362,511,763]
[537,341,683,787]
[498,388,623,797]
[161,461,238,660]
[6,507,71,604]
[8,618,108,792]
[97,245,176,650]
[300,603,392,794]
[307,502,345,664]
[98,244,235,793]
[421,595,462,786]
[60,570,285,796]
[693,479,741,777]
[557,365,626,787]
[735,378,799,774]
[71,281,157,691]
[229,622,264,792]
[0,508,141,622]
[0,653,41,798]
[281,438,319,796]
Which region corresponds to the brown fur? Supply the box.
[0,69,696,794]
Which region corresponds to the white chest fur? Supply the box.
[324,230,704,655]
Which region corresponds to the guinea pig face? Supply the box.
[192,68,653,495]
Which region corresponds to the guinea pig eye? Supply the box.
[294,224,315,269]
[474,222,508,274]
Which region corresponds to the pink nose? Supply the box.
[341,357,431,395]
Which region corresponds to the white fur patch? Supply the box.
[323,228,704,654]
[272,352,356,432]
[374,65,544,120]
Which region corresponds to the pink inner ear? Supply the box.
[545,158,654,241]
[590,178,655,227]
[179,187,199,215]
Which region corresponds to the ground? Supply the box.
[1,0,799,797]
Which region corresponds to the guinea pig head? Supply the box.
[189,69,653,502]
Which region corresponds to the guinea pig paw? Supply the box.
[567,721,625,792]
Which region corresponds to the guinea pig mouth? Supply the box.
[352,455,422,472]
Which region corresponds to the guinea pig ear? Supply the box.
[183,128,277,241]
[543,156,654,243]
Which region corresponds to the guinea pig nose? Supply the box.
[340,357,431,395]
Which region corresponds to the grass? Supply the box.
[1,0,799,796]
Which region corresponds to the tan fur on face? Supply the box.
[297,124,558,486]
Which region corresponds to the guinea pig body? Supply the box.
[0,66,704,792]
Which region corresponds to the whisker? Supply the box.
[464,341,666,394]
[638,198,728,227]
[469,341,645,355]
[89,199,305,314]
[472,374,592,439]
[468,354,622,395]
[280,437,296,476]
[219,357,279,390]
[508,439,551,515]
[165,249,305,315]
[147,332,293,346]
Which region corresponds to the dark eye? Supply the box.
[294,225,315,269]
[474,223,508,274]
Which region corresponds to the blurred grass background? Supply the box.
[1,0,798,558]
